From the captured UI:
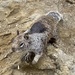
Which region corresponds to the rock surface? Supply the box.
[0,0,75,75]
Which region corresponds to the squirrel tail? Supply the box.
[46,11,63,22]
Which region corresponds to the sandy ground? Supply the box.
[0,0,75,75]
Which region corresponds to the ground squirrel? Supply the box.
[12,11,63,64]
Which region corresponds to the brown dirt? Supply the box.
[0,0,75,75]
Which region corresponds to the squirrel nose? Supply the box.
[12,47,15,52]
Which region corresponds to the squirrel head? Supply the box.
[12,31,31,52]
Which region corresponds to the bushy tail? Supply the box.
[46,11,63,22]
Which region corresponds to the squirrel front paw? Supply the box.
[21,52,30,63]
[21,52,35,63]
[32,54,42,64]
[32,59,37,64]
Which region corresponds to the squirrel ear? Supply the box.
[24,33,29,40]
[17,30,19,35]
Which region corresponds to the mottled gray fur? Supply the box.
[12,11,63,64]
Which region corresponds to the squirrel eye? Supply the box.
[20,43,24,48]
